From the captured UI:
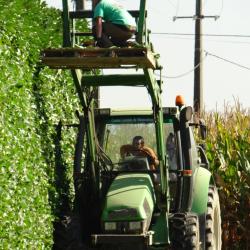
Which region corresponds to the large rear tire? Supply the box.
[205,186,222,250]
[170,212,200,249]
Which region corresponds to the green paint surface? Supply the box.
[150,212,168,245]
[102,173,155,221]
[191,167,211,214]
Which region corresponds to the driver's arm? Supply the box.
[143,147,159,169]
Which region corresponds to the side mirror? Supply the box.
[180,106,193,122]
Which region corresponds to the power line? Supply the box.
[166,0,178,10]
[158,50,250,79]
[157,51,208,79]
[204,39,250,45]
[151,32,250,38]
[204,50,250,71]
[155,35,250,45]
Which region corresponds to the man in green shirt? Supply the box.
[93,0,137,47]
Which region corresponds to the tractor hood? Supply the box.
[102,173,155,222]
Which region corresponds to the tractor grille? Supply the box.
[108,208,138,220]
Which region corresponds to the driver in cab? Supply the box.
[120,136,159,170]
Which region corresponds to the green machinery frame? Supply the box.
[60,0,171,243]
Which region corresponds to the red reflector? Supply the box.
[183,170,192,176]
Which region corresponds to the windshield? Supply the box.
[104,123,156,163]
[103,118,176,169]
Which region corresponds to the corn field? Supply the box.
[205,102,250,249]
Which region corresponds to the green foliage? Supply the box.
[205,103,250,248]
[0,0,83,248]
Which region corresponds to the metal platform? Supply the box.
[41,47,157,69]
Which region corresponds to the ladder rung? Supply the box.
[82,74,147,87]
[69,10,146,19]
[69,10,93,19]
[72,32,93,37]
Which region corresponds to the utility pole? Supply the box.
[194,0,203,115]
[173,1,219,116]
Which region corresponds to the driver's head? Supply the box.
[132,136,144,149]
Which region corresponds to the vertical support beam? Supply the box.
[74,0,85,44]
[150,80,170,244]
[62,0,71,47]
[76,0,85,10]
[154,106,167,188]
[74,114,85,191]
[85,105,97,163]
[144,69,170,228]
[137,0,146,44]
[143,68,159,105]
[71,69,87,108]
[91,0,100,108]
[194,0,203,115]
[62,0,98,191]
[85,101,99,194]
[71,70,97,180]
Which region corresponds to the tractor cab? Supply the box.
[94,107,179,205]
[95,107,178,174]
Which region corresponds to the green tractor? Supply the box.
[86,105,222,250]
[42,0,221,249]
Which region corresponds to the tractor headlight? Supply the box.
[103,221,146,233]
[129,221,142,231]
[104,222,116,231]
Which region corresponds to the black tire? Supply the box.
[205,186,222,250]
[170,212,200,249]
[53,215,88,250]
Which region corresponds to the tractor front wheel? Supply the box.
[170,212,200,249]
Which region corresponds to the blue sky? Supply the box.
[45,0,250,111]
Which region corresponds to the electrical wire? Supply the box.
[204,39,250,45]
[158,50,250,79]
[151,32,250,38]
[151,32,250,44]
[152,34,250,45]
[166,0,178,10]
[157,50,208,79]
[204,50,250,71]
